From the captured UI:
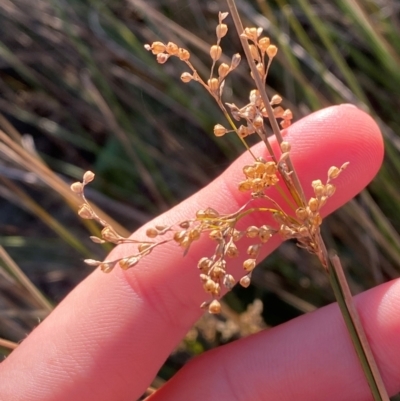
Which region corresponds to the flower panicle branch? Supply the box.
[70,7,391,401]
[72,12,349,315]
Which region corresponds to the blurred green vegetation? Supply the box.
[0,0,399,397]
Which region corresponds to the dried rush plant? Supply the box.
[71,5,388,401]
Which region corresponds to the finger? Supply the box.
[148,279,400,401]
[0,105,384,401]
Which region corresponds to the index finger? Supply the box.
[0,105,384,401]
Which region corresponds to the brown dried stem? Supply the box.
[226,1,389,399]
[226,0,306,208]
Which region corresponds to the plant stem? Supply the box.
[226,0,307,208]
[0,246,53,312]
[316,234,389,401]
[328,254,389,401]
[225,1,389,399]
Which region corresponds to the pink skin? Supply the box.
[0,105,393,401]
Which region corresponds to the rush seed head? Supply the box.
[146,41,165,54]
[101,226,123,243]
[70,181,83,194]
[156,53,169,64]
[231,53,241,69]
[83,170,95,184]
[282,109,293,120]
[166,42,179,55]
[146,228,158,238]
[258,37,271,52]
[120,256,139,270]
[181,72,193,83]
[84,259,102,267]
[178,48,190,61]
[216,23,228,39]
[210,45,222,61]
[77,12,350,315]
[247,244,261,258]
[223,274,235,289]
[218,63,230,78]
[267,44,278,58]
[280,141,291,152]
[78,204,94,219]
[240,275,251,288]
[243,258,256,272]
[270,94,282,105]
[243,27,260,42]
[246,226,259,238]
[214,124,228,137]
[208,78,219,91]
[208,299,221,314]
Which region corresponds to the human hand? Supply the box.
[1,105,397,401]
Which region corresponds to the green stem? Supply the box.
[327,252,389,401]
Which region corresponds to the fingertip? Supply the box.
[289,104,384,179]
[283,104,383,211]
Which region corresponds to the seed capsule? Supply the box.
[216,23,228,38]
[78,204,93,219]
[166,42,179,55]
[181,72,193,83]
[240,275,251,288]
[243,258,256,272]
[231,53,241,69]
[214,124,227,137]
[203,279,217,293]
[280,141,291,153]
[247,244,261,258]
[325,184,336,197]
[150,41,166,54]
[308,197,319,213]
[218,63,230,78]
[70,182,83,194]
[258,37,270,51]
[156,53,169,64]
[267,44,278,58]
[246,226,259,238]
[146,228,158,238]
[282,109,293,120]
[328,166,340,179]
[178,48,190,61]
[270,94,282,105]
[208,78,219,91]
[273,106,284,118]
[223,274,235,289]
[210,45,222,61]
[120,256,139,270]
[84,259,102,267]
[208,299,221,314]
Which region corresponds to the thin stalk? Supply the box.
[226,0,307,208]
[0,129,129,237]
[225,1,389,399]
[0,246,53,313]
[0,176,92,257]
[317,236,389,401]
[0,338,18,351]
[218,102,257,159]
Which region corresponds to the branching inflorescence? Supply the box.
[71,12,348,314]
